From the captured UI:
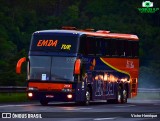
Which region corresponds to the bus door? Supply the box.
[75,75,83,102]
[75,75,87,102]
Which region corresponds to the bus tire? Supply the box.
[85,88,91,105]
[75,88,91,106]
[116,86,123,104]
[40,100,48,106]
[84,88,91,105]
[123,89,127,103]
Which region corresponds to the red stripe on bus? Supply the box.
[28,82,72,90]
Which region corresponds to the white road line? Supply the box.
[78,108,92,110]
[94,117,117,120]
[0,102,74,108]
[0,104,38,108]
[115,105,135,108]
[154,104,160,106]
[59,107,92,111]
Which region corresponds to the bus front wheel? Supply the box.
[76,88,91,106]
[85,88,91,105]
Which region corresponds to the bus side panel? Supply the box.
[86,57,139,100]
[99,57,139,98]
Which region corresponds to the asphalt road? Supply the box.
[0,99,160,121]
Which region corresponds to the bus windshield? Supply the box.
[29,56,75,82]
[30,34,79,53]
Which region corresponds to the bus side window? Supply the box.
[95,38,102,56]
[79,36,88,55]
[136,42,139,57]
[87,37,96,56]
[124,41,131,57]
[101,39,106,56]
[132,41,139,57]
[110,39,118,56]
[106,39,111,56]
[117,40,125,57]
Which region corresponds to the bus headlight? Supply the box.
[67,94,72,99]
[28,92,33,97]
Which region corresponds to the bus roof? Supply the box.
[34,29,139,41]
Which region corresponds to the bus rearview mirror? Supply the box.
[16,57,26,74]
[74,59,81,75]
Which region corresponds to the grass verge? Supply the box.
[0,93,29,103]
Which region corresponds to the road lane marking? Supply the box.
[59,107,92,111]
[94,117,117,120]
[78,108,92,110]
[0,102,74,108]
[154,104,160,106]
[0,104,38,108]
[115,105,135,108]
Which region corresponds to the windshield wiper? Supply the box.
[55,77,70,81]
[51,74,70,81]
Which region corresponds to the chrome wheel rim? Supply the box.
[86,91,90,104]
[123,90,127,103]
[118,92,121,103]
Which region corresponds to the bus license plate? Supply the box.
[46,95,54,98]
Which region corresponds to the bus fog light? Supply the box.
[28,92,33,97]
[67,94,72,99]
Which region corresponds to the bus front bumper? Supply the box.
[27,91,75,102]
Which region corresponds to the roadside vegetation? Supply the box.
[0,0,160,88]
[0,93,28,103]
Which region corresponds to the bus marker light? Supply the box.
[28,92,33,97]
[67,94,72,99]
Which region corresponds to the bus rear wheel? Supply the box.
[116,86,123,104]
[40,100,48,106]
[123,89,127,103]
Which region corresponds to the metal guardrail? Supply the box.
[0,86,160,93]
[138,88,160,93]
[0,86,27,93]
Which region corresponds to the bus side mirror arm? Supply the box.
[16,57,27,74]
[74,59,81,75]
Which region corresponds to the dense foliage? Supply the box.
[0,0,160,87]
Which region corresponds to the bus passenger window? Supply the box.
[117,40,125,56]
[124,41,131,57]
[132,41,139,57]
[101,40,106,56]
[96,38,102,56]
[111,39,118,56]
[105,39,111,56]
[87,37,96,55]
[79,36,87,55]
